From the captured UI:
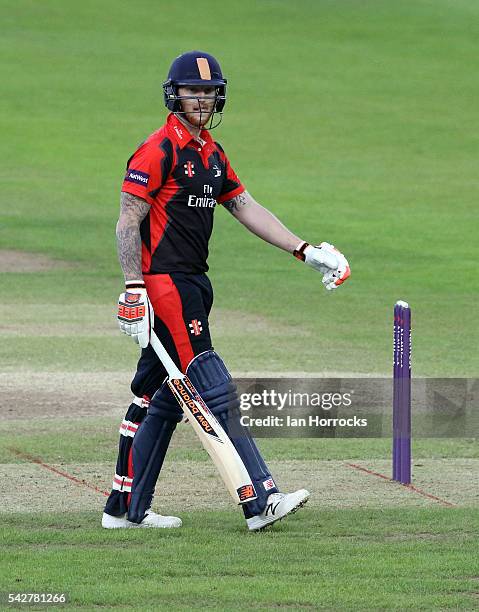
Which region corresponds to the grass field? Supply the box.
[1,0,478,609]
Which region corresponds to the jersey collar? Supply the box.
[167,113,213,149]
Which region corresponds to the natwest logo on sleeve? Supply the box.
[125,169,149,186]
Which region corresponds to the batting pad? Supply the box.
[127,381,183,523]
[187,351,279,517]
[104,400,149,518]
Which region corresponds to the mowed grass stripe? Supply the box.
[1,418,478,463]
[1,510,478,609]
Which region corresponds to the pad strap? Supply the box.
[132,395,150,408]
[112,474,133,493]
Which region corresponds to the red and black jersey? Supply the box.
[121,113,245,274]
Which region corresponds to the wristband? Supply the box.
[293,242,310,262]
[125,280,145,290]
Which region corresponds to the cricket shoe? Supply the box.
[101,510,182,529]
[246,489,310,532]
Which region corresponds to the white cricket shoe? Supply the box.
[246,489,310,532]
[102,510,182,529]
[102,512,129,529]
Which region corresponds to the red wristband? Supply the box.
[293,242,310,262]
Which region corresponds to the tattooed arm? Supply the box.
[222,190,302,253]
[116,192,151,281]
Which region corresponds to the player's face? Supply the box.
[178,86,216,127]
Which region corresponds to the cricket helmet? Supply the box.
[163,51,227,128]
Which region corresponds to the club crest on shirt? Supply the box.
[212,164,221,177]
[189,319,203,336]
[184,161,195,177]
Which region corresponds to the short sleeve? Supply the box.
[121,140,170,205]
[216,150,245,203]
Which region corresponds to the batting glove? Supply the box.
[294,241,351,291]
[117,280,154,348]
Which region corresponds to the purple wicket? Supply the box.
[392,301,412,484]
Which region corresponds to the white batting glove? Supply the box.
[117,280,154,348]
[294,241,351,291]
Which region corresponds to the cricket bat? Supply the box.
[149,330,257,505]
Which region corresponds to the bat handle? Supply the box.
[149,330,184,379]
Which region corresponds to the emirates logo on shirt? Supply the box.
[187,184,217,208]
[184,161,195,177]
[189,319,203,336]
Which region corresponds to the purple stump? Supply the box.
[392,301,411,485]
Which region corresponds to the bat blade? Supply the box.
[167,375,257,505]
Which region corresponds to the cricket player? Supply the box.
[102,51,350,531]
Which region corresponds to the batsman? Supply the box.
[102,51,351,531]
